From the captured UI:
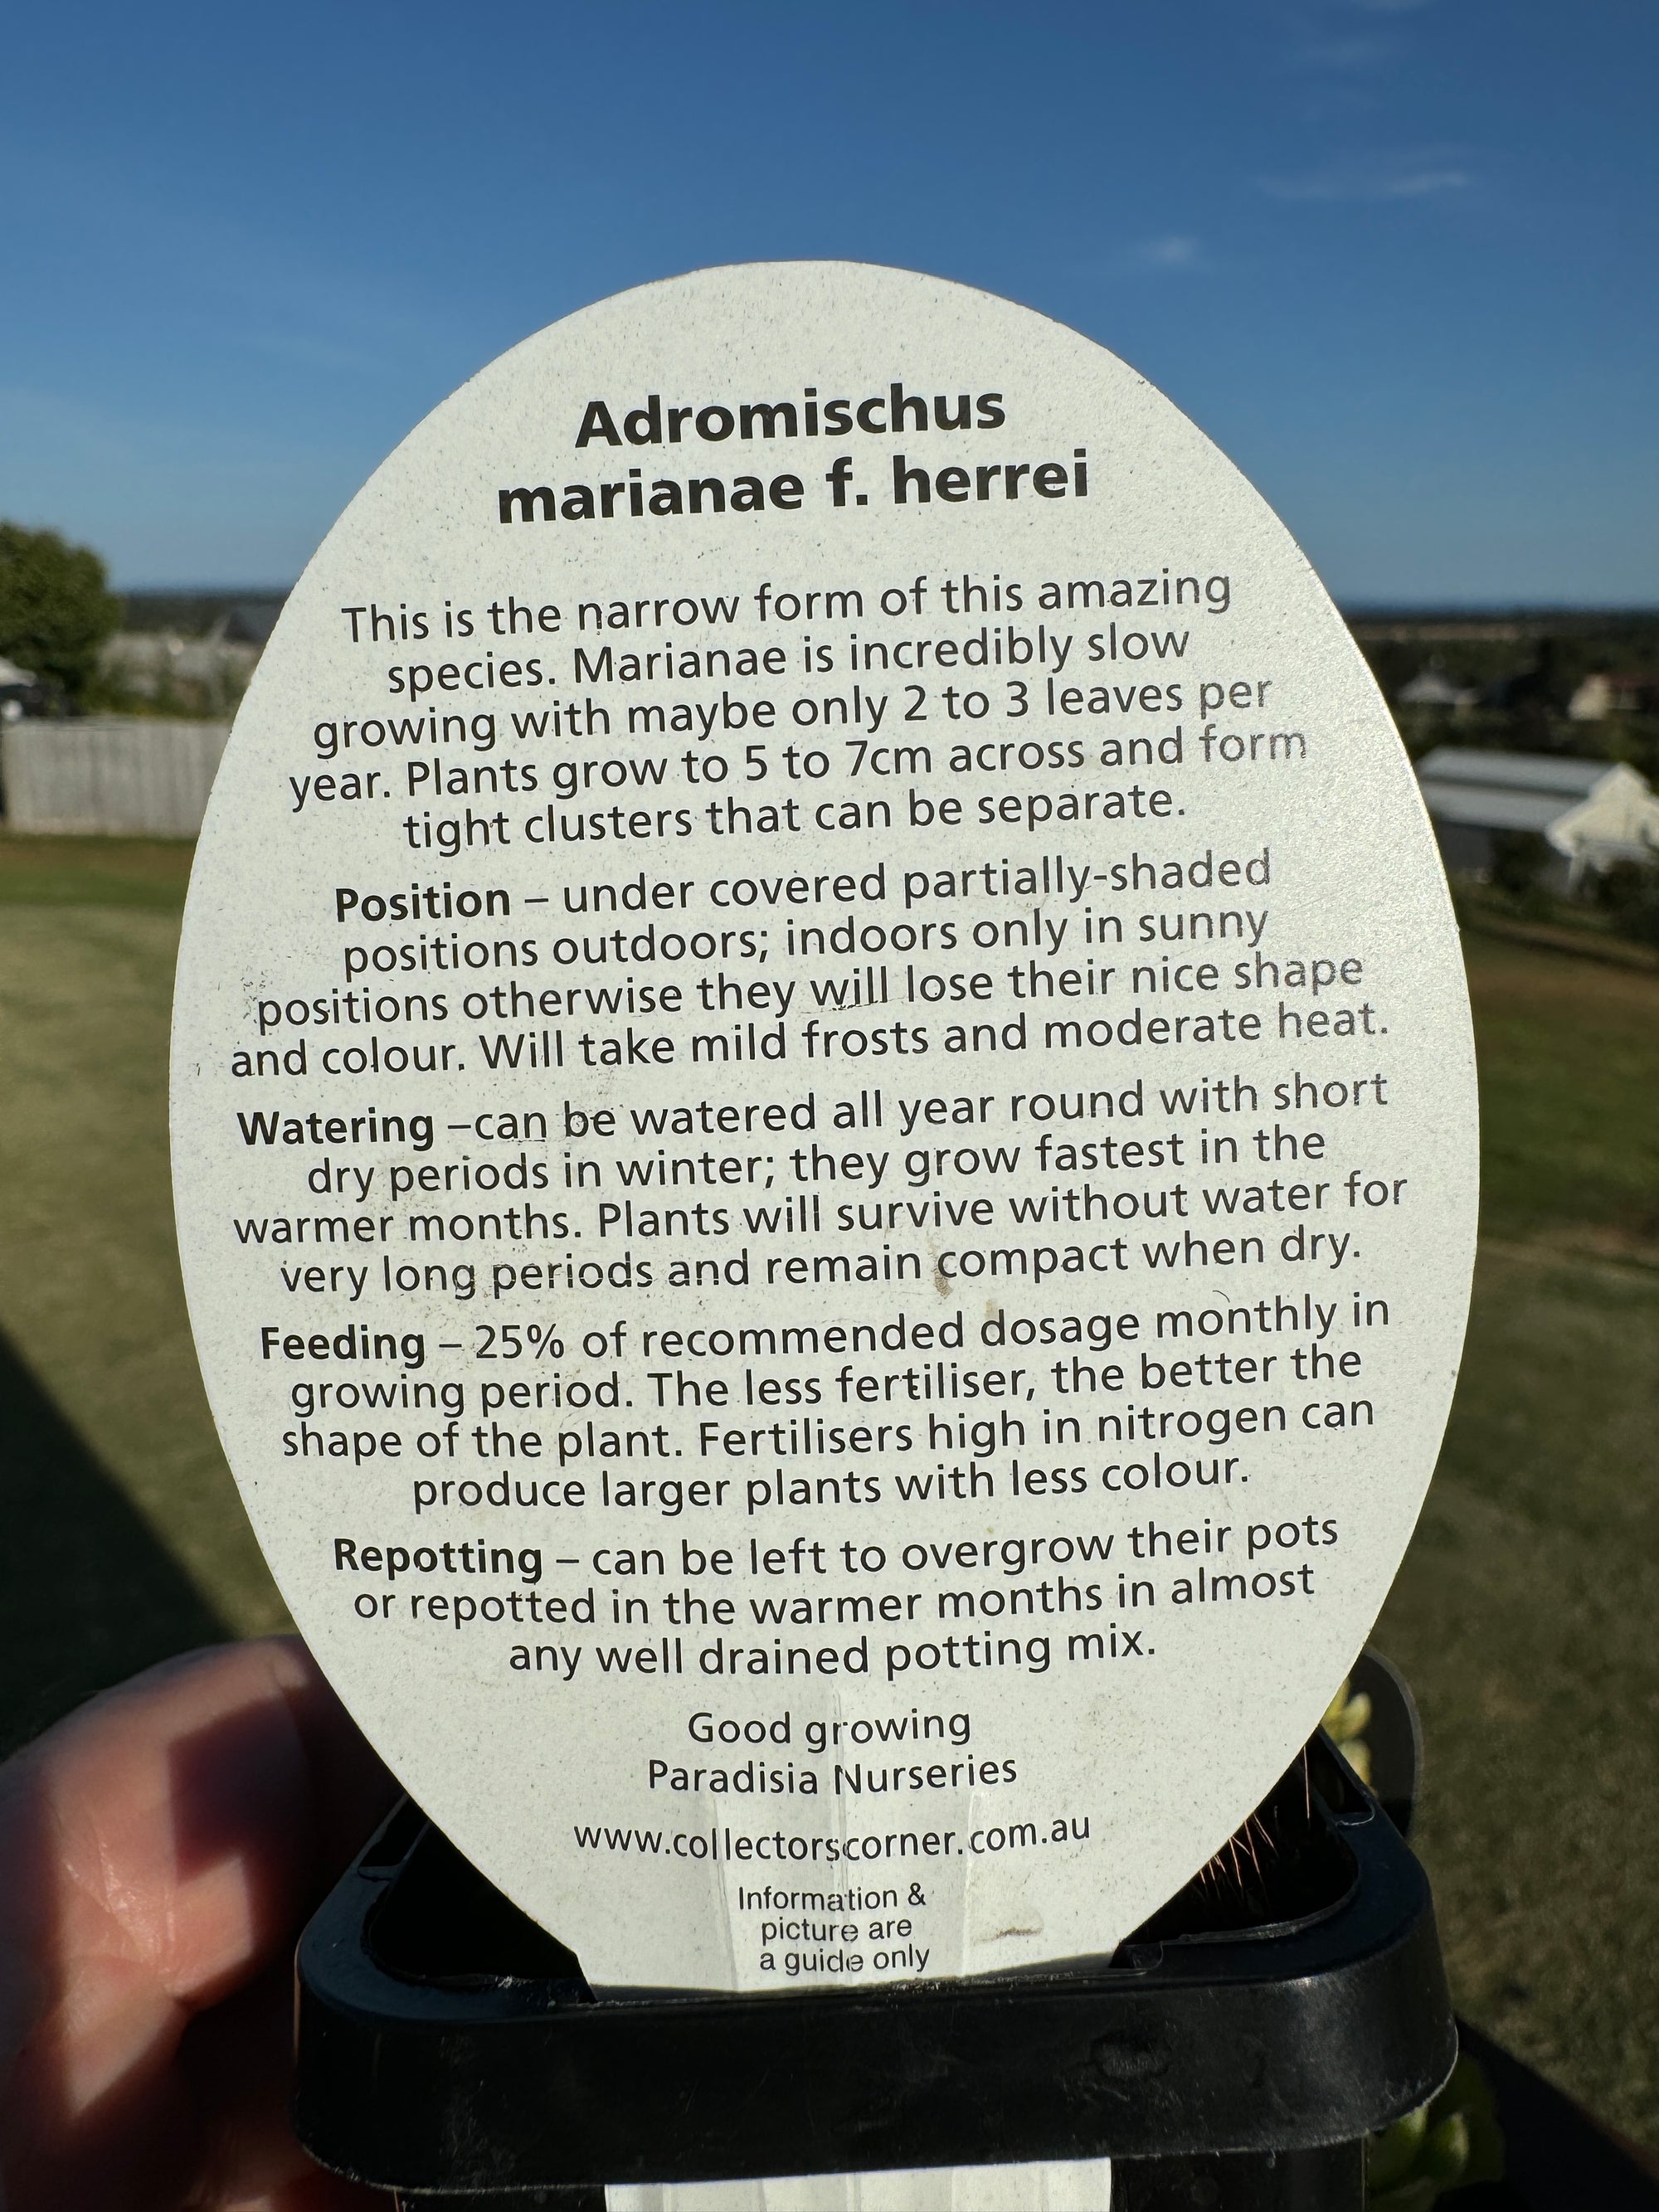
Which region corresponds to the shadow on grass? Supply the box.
[0,1325,226,1755]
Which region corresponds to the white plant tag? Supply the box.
[173,262,1476,1995]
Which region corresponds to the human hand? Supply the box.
[0,1637,397,2210]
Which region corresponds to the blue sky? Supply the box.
[3,0,1654,601]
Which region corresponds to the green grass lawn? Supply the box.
[0,836,1655,2142]
[1374,934,1659,2142]
[0,836,288,1752]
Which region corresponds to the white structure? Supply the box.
[100,625,261,704]
[1415,746,1659,887]
[1,716,231,835]
[0,654,36,723]
[1397,667,1478,711]
[1567,671,1657,722]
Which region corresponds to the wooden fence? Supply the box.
[0,717,231,836]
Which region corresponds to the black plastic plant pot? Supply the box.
[292,1726,1455,2208]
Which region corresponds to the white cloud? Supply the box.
[1260,150,1473,202]
[1278,0,1436,76]
[1129,234,1204,270]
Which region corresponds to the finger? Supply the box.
[217,2174,392,2212]
[0,1637,395,2210]
[6,1637,392,2011]
[180,1956,390,2211]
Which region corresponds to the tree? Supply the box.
[0,523,122,708]
[1487,829,1550,901]
[1596,853,1659,948]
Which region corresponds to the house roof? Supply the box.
[1415,746,1616,800]
[1414,746,1659,861]
[1419,783,1582,835]
[1398,669,1475,707]
[0,655,36,688]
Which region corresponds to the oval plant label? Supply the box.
[173,263,1477,1990]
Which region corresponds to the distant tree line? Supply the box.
[1351,614,1659,787]
[4,513,1657,786]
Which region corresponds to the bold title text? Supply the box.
[497,386,1087,526]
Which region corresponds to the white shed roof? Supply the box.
[1415,746,1614,800]
[1420,783,1579,835]
[1413,747,1659,866]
